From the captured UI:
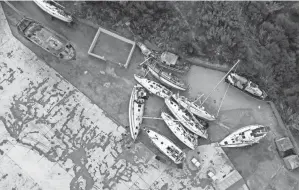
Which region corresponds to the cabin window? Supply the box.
[161,142,164,144]
[224,141,228,145]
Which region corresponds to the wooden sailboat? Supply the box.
[146,129,186,164]
[129,84,147,140]
[225,72,267,100]
[219,125,270,148]
[33,0,73,23]
[146,60,187,91]
[158,52,190,73]
[172,93,215,121]
[134,74,172,99]
[136,42,190,73]
[17,17,76,60]
[165,98,208,139]
[161,112,198,150]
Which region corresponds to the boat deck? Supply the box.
[24,22,67,54]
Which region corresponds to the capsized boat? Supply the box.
[161,112,198,150]
[219,125,270,148]
[33,0,73,23]
[134,74,172,99]
[225,72,267,100]
[146,129,186,164]
[129,84,147,140]
[158,52,190,73]
[165,98,208,139]
[172,93,215,121]
[146,60,187,91]
[17,17,76,60]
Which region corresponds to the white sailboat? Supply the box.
[161,112,198,150]
[33,0,73,23]
[146,129,186,164]
[226,72,268,100]
[129,84,147,140]
[147,61,187,91]
[219,125,270,147]
[172,93,215,121]
[134,74,172,99]
[165,98,208,139]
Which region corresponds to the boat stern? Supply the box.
[17,17,33,33]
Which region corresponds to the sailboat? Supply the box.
[146,129,186,164]
[134,74,172,99]
[171,93,215,121]
[225,72,267,100]
[146,60,187,91]
[33,0,73,23]
[161,112,198,150]
[129,84,147,140]
[219,125,270,147]
[165,98,208,139]
[17,17,76,60]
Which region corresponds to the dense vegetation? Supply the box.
[62,1,299,129]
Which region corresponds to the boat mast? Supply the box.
[142,116,180,122]
[198,59,240,106]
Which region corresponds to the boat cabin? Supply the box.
[160,52,178,66]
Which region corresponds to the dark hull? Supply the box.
[17,17,76,60]
[158,62,190,73]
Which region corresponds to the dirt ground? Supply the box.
[2,1,299,190]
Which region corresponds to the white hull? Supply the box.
[165,98,208,139]
[161,112,197,150]
[226,73,267,100]
[134,74,172,99]
[33,0,73,23]
[172,94,215,121]
[129,85,146,140]
[148,65,186,91]
[146,129,185,164]
[219,125,270,147]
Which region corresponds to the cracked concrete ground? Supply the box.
[1,1,299,190]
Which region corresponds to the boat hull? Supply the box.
[33,0,73,23]
[161,112,197,150]
[165,98,208,139]
[219,125,270,148]
[225,73,267,100]
[134,74,172,99]
[172,94,215,121]
[147,64,187,91]
[17,17,76,60]
[129,85,146,140]
[146,129,185,164]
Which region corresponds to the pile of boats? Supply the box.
[128,43,271,165]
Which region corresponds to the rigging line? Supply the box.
[192,92,204,104]
[216,61,239,118]
[216,82,230,118]
[199,59,240,107]
[139,57,152,66]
